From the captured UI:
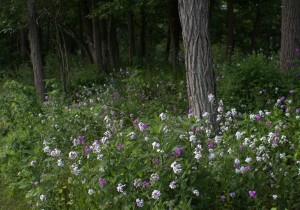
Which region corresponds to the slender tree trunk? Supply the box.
[226,0,234,60]
[168,0,181,72]
[140,5,146,61]
[108,15,119,70]
[250,9,261,52]
[92,0,104,73]
[280,0,300,72]
[100,19,109,72]
[27,0,45,103]
[128,8,135,66]
[178,0,218,132]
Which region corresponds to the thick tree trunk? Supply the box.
[128,8,135,66]
[280,0,300,72]
[178,0,218,132]
[226,0,234,60]
[27,0,45,103]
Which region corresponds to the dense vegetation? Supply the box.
[1,53,300,209]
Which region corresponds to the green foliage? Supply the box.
[217,53,283,111]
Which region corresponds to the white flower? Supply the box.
[30,160,36,166]
[57,159,64,167]
[69,151,78,159]
[245,157,252,163]
[151,190,161,200]
[88,189,94,195]
[169,181,177,189]
[279,153,286,159]
[272,194,278,200]
[208,93,215,103]
[171,161,182,174]
[136,198,143,207]
[159,112,167,120]
[193,189,200,196]
[202,112,210,118]
[50,148,61,157]
[235,131,244,140]
[189,135,197,143]
[117,183,126,193]
[43,146,51,153]
[40,194,46,201]
[214,135,222,144]
[150,173,159,182]
[152,142,160,149]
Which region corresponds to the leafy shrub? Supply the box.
[217,53,283,111]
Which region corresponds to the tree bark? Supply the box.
[226,0,234,60]
[140,5,146,61]
[128,8,135,66]
[178,0,218,132]
[92,0,104,73]
[250,9,261,52]
[27,0,45,103]
[280,0,300,72]
[100,19,109,72]
[168,0,181,72]
[108,15,119,70]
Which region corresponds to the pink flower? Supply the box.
[249,190,256,199]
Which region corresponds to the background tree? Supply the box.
[178,0,218,132]
[280,0,300,72]
[27,0,45,102]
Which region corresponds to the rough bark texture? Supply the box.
[27,0,45,103]
[178,0,217,132]
[280,0,300,72]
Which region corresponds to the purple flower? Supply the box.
[296,107,300,113]
[78,135,85,145]
[255,114,263,121]
[289,89,295,94]
[265,122,271,128]
[143,181,150,188]
[136,198,143,207]
[220,195,226,201]
[133,119,140,126]
[175,147,184,155]
[280,96,285,102]
[229,192,236,198]
[117,143,124,150]
[244,166,251,172]
[249,190,256,199]
[99,178,106,186]
[84,146,91,153]
[130,114,134,118]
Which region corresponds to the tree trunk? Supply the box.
[280,0,300,72]
[108,15,119,70]
[128,8,135,66]
[178,0,218,132]
[226,0,234,60]
[27,0,45,103]
[168,0,181,72]
[250,9,261,52]
[92,0,104,73]
[140,5,146,61]
[100,19,109,72]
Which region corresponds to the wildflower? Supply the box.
[152,190,161,200]
[169,181,177,189]
[128,132,136,140]
[171,161,182,174]
[143,181,150,188]
[175,147,184,155]
[99,178,106,186]
[150,173,159,183]
[40,194,46,201]
[117,183,126,193]
[208,93,215,103]
[88,189,94,195]
[30,160,36,166]
[134,179,142,188]
[249,190,256,199]
[202,112,210,118]
[236,131,244,140]
[220,195,226,201]
[189,135,197,143]
[193,189,200,196]
[117,143,124,150]
[138,122,148,131]
[255,114,262,121]
[272,194,278,200]
[69,151,78,159]
[145,136,149,141]
[43,146,51,154]
[136,198,143,207]
[57,159,64,167]
[245,157,252,163]
[159,112,167,120]
[152,142,160,149]
[50,148,61,157]
[229,192,236,198]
